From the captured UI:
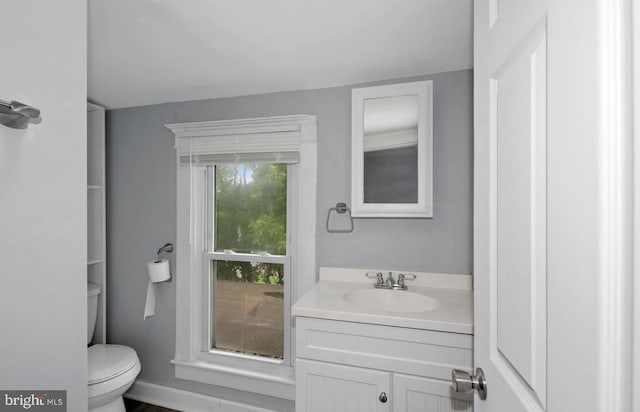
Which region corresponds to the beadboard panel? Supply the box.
[393,374,473,412]
[296,317,472,380]
[296,359,391,412]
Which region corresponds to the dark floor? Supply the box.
[124,398,181,412]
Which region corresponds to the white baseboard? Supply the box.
[125,380,281,412]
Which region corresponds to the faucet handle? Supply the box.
[366,271,384,286]
[397,273,416,288]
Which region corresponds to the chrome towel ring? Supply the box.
[326,202,354,233]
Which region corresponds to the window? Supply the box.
[209,163,289,361]
[167,116,317,400]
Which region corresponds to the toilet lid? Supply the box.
[88,344,139,385]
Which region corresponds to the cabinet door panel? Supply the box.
[296,359,391,412]
[393,374,473,412]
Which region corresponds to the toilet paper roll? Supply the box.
[144,259,171,321]
[147,259,171,282]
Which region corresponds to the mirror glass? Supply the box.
[363,94,419,204]
[351,81,432,218]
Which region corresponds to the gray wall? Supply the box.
[106,69,472,405]
[0,1,87,409]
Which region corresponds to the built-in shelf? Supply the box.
[87,257,104,266]
[87,101,106,345]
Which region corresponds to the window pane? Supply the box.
[214,164,287,255]
[212,260,284,359]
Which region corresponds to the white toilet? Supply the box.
[88,283,141,412]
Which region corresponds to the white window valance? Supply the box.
[166,115,317,165]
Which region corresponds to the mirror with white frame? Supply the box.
[351,81,433,217]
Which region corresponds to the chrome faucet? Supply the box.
[385,272,395,288]
[365,271,416,290]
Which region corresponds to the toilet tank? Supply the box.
[87,283,101,344]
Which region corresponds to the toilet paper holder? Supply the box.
[145,243,174,321]
[148,243,174,283]
[155,243,174,263]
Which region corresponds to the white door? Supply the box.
[474,0,633,411]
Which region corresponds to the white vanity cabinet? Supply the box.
[294,317,473,412]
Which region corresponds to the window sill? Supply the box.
[171,358,295,400]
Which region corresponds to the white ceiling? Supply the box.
[88,0,472,109]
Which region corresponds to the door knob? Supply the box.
[378,392,387,403]
[451,368,487,400]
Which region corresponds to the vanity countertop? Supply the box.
[292,267,473,335]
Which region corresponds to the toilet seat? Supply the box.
[88,345,138,385]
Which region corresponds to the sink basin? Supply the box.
[343,288,440,313]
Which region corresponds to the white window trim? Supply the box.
[166,115,317,400]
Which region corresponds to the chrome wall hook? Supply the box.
[0,99,42,129]
[326,202,354,233]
